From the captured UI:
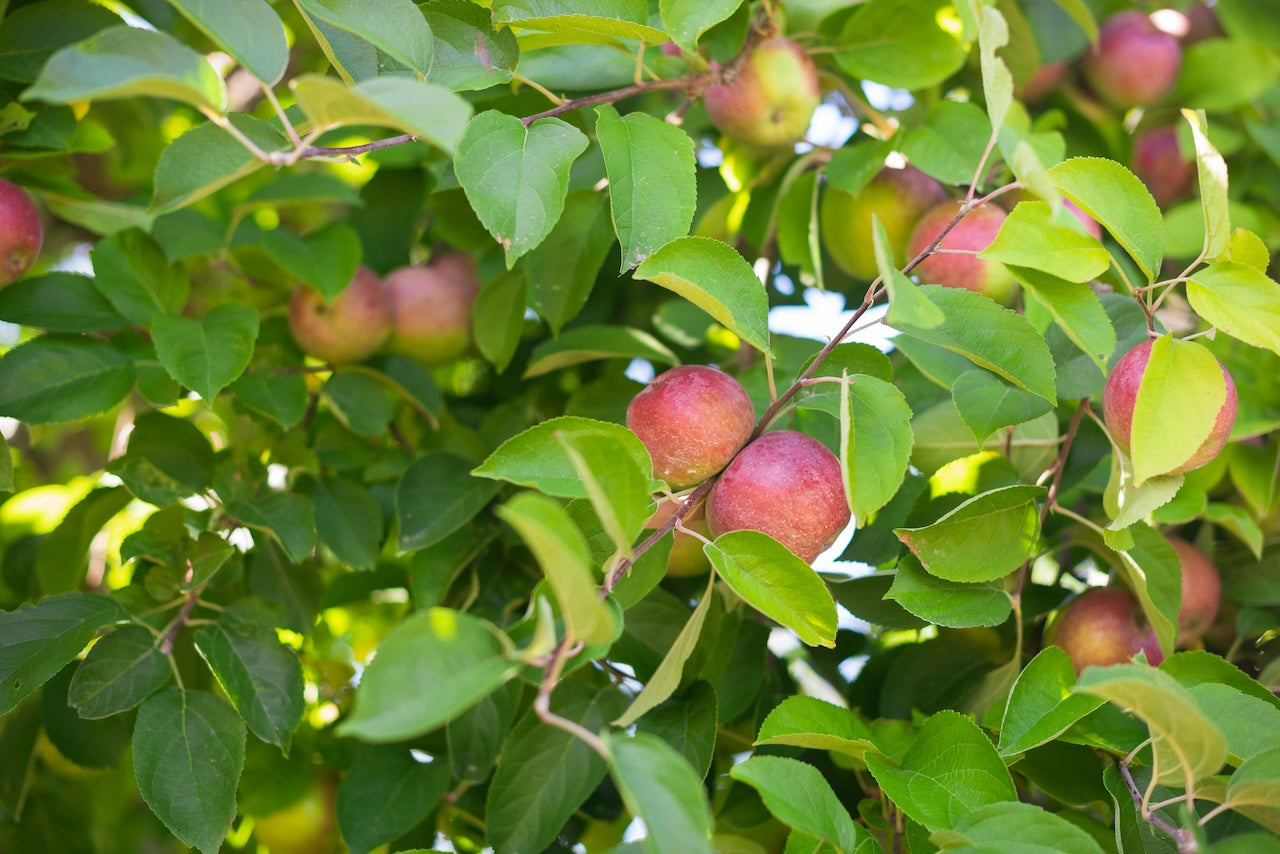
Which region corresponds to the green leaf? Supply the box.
[0,593,127,717]
[1129,335,1228,485]
[0,335,134,424]
[596,104,697,271]
[524,324,678,378]
[731,755,865,853]
[557,430,651,559]
[308,476,383,571]
[340,608,518,742]
[525,190,615,335]
[133,689,245,854]
[152,115,284,214]
[1182,109,1230,260]
[634,681,718,777]
[319,372,392,439]
[497,492,618,646]
[260,224,362,301]
[0,434,11,497]
[887,554,1012,628]
[836,372,914,523]
[230,371,307,430]
[163,0,288,85]
[396,451,501,553]
[193,610,304,752]
[90,228,189,324]
[865,709,1017,832]
[152,304,259,402]
[1048,157,1163,282]
[0,272,126,332]
[67,625,171,719]
[492,0,668,43]
[892,285,1057,403]
[1226,746,1280,808]
[873,217,944,331]
[833,0,968,91]
[970,0,1013,132]
[981,201,1110,282]
[473,270,527,373]
[422,1,519,91]
[294,0,433,76]
[455,111,589,266]
[633,236,772,355]
[900,101,992,186]
[755,695,879,761]
[1111,523,1181,659]
[36,486,132,594]
[473,416,655,499]
[952,369,1053,444]
[608,731,714,854]
[336,745,450,854]
[1106,467,1184,532]
[706,531,837,648]
[1174,37,1280,112]
[660,0,742,48]
[1187,683,1280,764]
[22,26,226,111]
[486,681,626,854]
[448,680,521,783]
[0,0,121,84]
[225,492,316,564]
[934,801,1105,853]
[291,75,472,155]
[1187,261,1280,357]
[615,574,715,728]
[998,646,1104,756]
[895,484,1045,583]
[1012,267,1115,373]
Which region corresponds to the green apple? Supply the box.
[704,36,821,148]
[820,165,947,281]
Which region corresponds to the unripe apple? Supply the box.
[1081,11,1182,109]
[0,177,42,287]
[1046,587,1163,674]
[1167,536,1221,644]
[254,775,338,854]
[704,37,821,148]
[648,497,711,577]
[626,365,755,490]
[905,201,1017,303]
[706,429,850,564]
[1132,125,1195,208]
[820,165,948,281]
[288,266,393,364]
[384,252,481,366]
[1103,339,1238,475]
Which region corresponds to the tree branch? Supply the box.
[1117,759,1198,853]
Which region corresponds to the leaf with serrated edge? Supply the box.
[1129,336,1226,485]
[152,305,259,402]
[1187,261,1280,357]
[731,755,865,854]
[1048,157,1163,282]
[982,201,1110,282]
[291,75,473,155]
[998,647,1104,756]
[608,732,715,854]
[895,484,1045,583]
[755,696,880,761]
[164,0,288,85]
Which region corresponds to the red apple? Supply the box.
[820,165,948,281]
[1064,199,1103,241]
[1132,125,1195,208]
[0,177,42,287]
[905,201,1017,303]
[1081,11,1182,109]
[1046,587,1163,674]
[706,429,850,564]
[1167,536,1221,644]
[626,365,755,490]
[704,37,821,148]
[384,252,481,366]
[1103,339,1237,475]
[288,266,393,364]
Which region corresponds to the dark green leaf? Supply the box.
[0,0,120,83]
[153,304,259,401]
[163,0,288,85]
[151,116,284,214]
[525,190,616,334]
[90,228,189,324]
[609,731,714,854]
[731,755,866,853]
[635,681,718,778]
[294,0,433,76]
[260,224,362,302]
[896,485,1045,583]
[0,272,126,332]
[422,1,519,91]
[226,492,316,564]
[308,476,383,570]
[336,745,450,854]
[952,369,1053,444]
[887,555,1013,628]
[397,451,501,553]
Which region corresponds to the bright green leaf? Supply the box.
[1187,261,1280,357]
[981,201,1110,282]
[492,0,668,43]
[524,325,678,378]
[887,555,1012,628]
[896,485,1045,583]
[731,755,865,853]
[998,646,1104,756]
[152,305,259,401]
[291,75,473,155]
[163,0,288,85]
[294,0,433,76]
[608,731,714,854]
[1048,157,1163,282]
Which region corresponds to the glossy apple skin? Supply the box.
[1132,125,1195,207]
[627,365,755,490]
[1047,587,1163,674]
[706,429,851,564]
[648,497,711,577]
[384,253,480,366]
[1168,536,1221,644]
[0,178,42,287]
[288,266,393,364]
[1103,339,1238,474]
[905,201,1017,303]
[1082,11,1181,109]
[820,165,947,281]
[704,37,821,148]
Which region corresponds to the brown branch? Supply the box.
[1117,759,1198,853]
[534,636,608,757]
[602,482,712,594]
[159,589,200,655]
[1014,400,1089,599]
[298,133,418,160]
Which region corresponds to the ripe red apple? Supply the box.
[1046,587,1163,674]
[1132,125,1195,208]
[626,365,755,490]
[905,201,1017,303]
[0,178,42,287]
[1081,11,1182,109]
[820,165,948,281]
[1064,199,1103,241]
[704,36,821,148]
[1167,536,1221,644]
[384,252,481,366]
[706,429,850,564]
[648,497,711,577]
[288,266,393,364]
[1103,339,1238,475]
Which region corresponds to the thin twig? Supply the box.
[1117,759,1197,853]
[534,637,608,758]
[159,590,200,656]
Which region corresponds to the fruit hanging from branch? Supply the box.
[703,36,821,148]
[288,266,394,365]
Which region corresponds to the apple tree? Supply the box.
[2,0,1280,852]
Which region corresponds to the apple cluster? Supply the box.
[288,252,480,367]
[0,178,43,289]
[626,365,850,572]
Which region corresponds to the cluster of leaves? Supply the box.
[1,0,1280,853]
